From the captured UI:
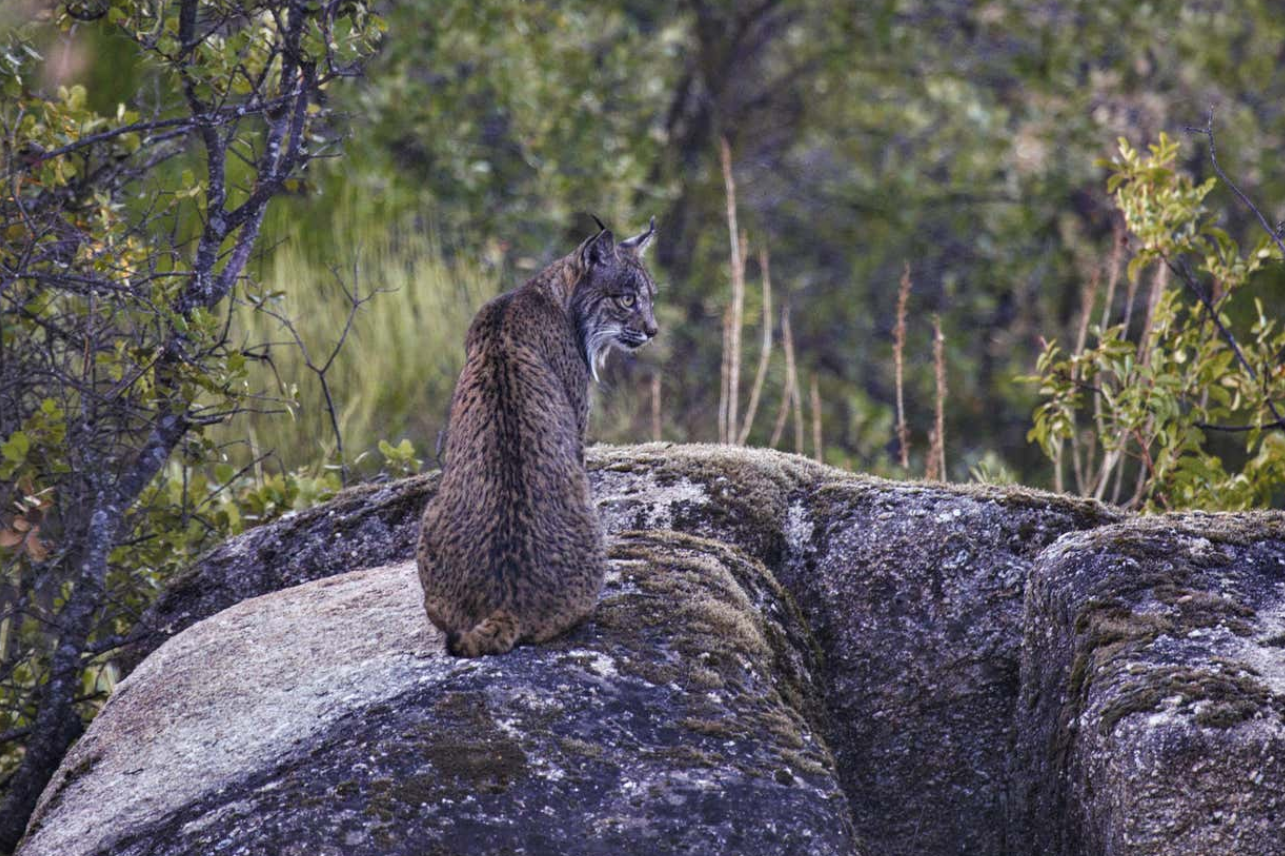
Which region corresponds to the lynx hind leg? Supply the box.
[421,593,452,638]
[447,609,521,658]
[529,597,598,644]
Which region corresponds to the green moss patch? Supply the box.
[1099,665,1280,734]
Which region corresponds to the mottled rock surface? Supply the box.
[777,479,1117,855]
[22,532,856,856]
[20,444,1285,855]
[1014,514,1285,855]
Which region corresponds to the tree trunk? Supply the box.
[0,495,118,853]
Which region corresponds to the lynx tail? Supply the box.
[446,609,521,658]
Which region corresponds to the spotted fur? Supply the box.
[416,220,658,657]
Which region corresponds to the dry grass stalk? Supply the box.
[787,307,806,453]
[737,248,774,444]
[894,262,911,469]
[1113,263,1170,506]
[809,373,823,463]
[719,306,731,443]
[768,369,794,449]
[929,313,947,480]
[1074,268,1101,357]
[1121,250,1142,337]
[1138,263,1168,364]
[1069,267,1102,493]
[650,372,662,442]
[719,136,747,444]
[1099,221,1126,334]
[925,429,940,481]
[768,302,795,449]
[1092,226,1127,501]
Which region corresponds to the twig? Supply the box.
[0,725,32,745]
[1128,427,1160,508]
[255,259,384,485]
[737,248,774,444]
[1184,111,1285,259]
[894,263,911,469]
[1165,255,1285,427]
[1195,419,1285,432]
[80,633,129,658]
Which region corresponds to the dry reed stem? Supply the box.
[719,136,746,444]
[769,301,795,449]
[1098,222,1126,334]
[1138,263,1168,364]
[737,248,774,445]
[1074,268,1101,357]
[930,313,947,480]
[769,366,794,449]
[809,373,823,463]
[925,431,940,481]
[1118,263,1170,508]
[719,306,731,443]
[786,307,805,453]
[650,372,662,442]
[1121,252,1142,336]
[1070,268,1102,493]
[894,262,911,469]
[1092,225,1127,500]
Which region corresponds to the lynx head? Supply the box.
[571,217,659,381]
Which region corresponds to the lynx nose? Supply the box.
[643,320,658,338]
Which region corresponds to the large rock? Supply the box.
[21,532,857,856]
[18,445,1285,854]
[122,444,834,669]
[776,477,1115,854]
[1013,514,1285,854]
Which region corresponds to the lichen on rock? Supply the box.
[1013,513,1285,855]
[20,529,860,856]
[20,445,1285,856]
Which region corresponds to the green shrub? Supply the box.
[1027,134,1285,510]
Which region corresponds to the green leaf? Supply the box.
[1,431,30,464]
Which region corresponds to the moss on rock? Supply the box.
[1015,512,1285,855]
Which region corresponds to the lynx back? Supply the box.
[416,219,658,657]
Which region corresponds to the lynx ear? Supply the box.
[579,227,616,269]
[619,216,656,256]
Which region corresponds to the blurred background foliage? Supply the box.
[256,0,1285,488]
[22,0,1285,488]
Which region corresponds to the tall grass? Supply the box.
[221,203,501,475]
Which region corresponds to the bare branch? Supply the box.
[1184,111,1285,260]
[1164,255,1285,428]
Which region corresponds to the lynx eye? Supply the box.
[618,294,636,308]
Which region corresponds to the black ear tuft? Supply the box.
[619,216,657,256]
[590,213,609,233]
[580,227,616,269]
